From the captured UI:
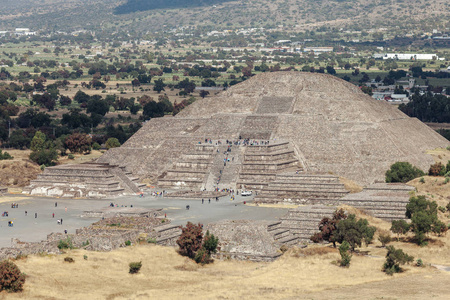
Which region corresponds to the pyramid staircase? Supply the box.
[237,141,301,190]
[157,144,216,189]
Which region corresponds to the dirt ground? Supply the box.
[0,149,103,190]
[1,241,448,300]
[0,150,41,187]
[1,204,449,300]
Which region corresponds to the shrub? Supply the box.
[105,137,120,149]
[390,220,410,240]
[383,246,414,275]
[428,162,446,176]
[83,255,88,260]
[92,142,101,150]
[0,260,26,292]
[378,232,392,247]
[147,238,157,244]
[416,258,423,267]
[68,154,75,159]
[438,206,446,213]
[419,177,425,183]
[447,202,450,212]
[129,261,142,274]
[339,241,352,267]
[194,248,210,265]
[125,240,131,246]
[385,162,424,183]
[64,257,74,263]
[57,237,73,250]
[202,231,219,255]
[0,150,13,160]
[176,222,203,259]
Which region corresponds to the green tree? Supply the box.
[153,78,166,93]
[390,220,410,240]
[334,214,376,251]
[383,246,414,275]
[105,137,120,149]
[87,97,109,116]
[385,162,424,183]
[30,130,46,151]
[202,230,219,255]
[74,90,90,104]
[406,195,442,245]
[339,240,352,267]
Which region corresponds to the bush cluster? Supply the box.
[0,260,26,292]
[129,261,142,274]
[176,222,219,265]
[385,162,424,183]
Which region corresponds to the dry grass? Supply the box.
[1,241,447,300]
[0,150,41,187]
[408,176,450,208]
[339,177,364,193]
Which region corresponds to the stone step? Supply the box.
[267,221,282,231]
[156,233,182,245]
[277,235,299,245]
[271,228,290,239]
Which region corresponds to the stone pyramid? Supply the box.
[98,72,448,187]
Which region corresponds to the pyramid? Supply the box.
[98,72,448,187]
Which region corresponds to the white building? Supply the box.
[374,53,439,60]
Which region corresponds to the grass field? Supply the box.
[2,239,448,300]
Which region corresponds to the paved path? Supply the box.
[0,193,288,248]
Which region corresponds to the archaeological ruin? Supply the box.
[98,72,447,190]
[18,72,449,259]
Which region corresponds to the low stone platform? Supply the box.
[206,220,283,262]
[24,162,144,198]
[165,190,229,199]
[254,173,348,204]
[0,215,173,260]
[276,205,337,243]
[81,207,162,218]
[335,183,415,221]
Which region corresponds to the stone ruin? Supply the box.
[18,72,449,259]
[0,212,181,261]
[23,162,144,198]
[99,72,448,188]
[0,187,7,196]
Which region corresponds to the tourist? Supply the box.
[25,211,27,216]
[208,199,211,203]
[55,202,57,207]
[64,230,67,234]
[35,213,37,218]
[52,213,55,218]
[61,218,63,225]
[202,198,204,204]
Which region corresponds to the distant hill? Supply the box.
[0,0,448,35]
[114,0,237,14]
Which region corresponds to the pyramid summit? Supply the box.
[98,72,448,188]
